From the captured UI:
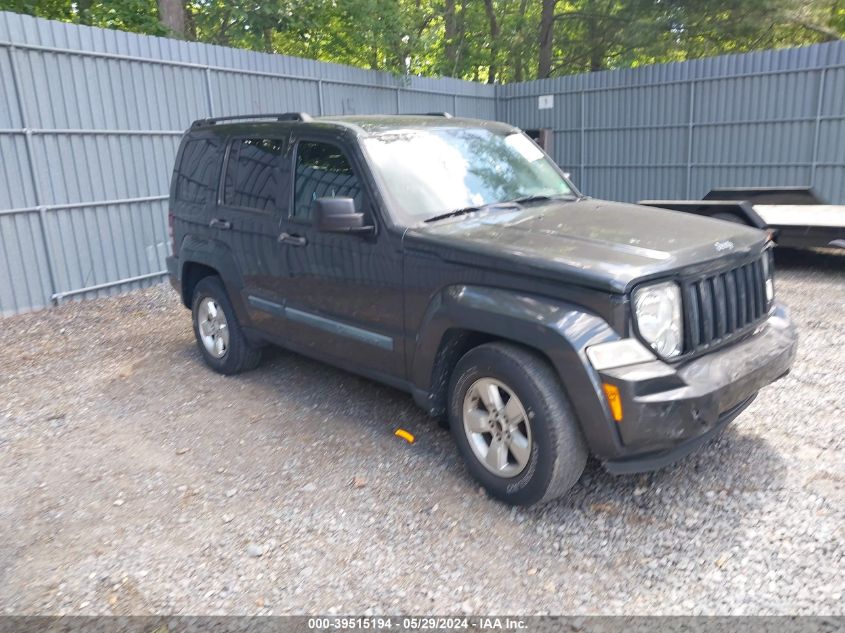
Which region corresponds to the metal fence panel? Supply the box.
[29,133,180,205]
[0,211,53,312]
[500,40,845,205]
[212,71,321,117]
[322,83,398,116]
[455,95,496,120]
[0,48,22,128]
[0,135,35,209]
[0,11,496,316]
[42,198,169,301]
[1,10,843,317]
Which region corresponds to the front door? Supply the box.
[273,136,405,379]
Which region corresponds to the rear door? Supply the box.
[214,133,292,335]
[170,132,226,255]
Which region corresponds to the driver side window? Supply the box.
[293,141,364,221]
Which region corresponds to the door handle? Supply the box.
[278,232,307,246]
[209,218,232,230]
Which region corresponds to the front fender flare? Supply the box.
[411,285,625,458]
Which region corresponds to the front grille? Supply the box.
[683,254,769,353]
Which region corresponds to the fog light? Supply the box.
[587,338,656,370]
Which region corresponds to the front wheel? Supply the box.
[448,342,587,506]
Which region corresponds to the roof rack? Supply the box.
[424,112,453,118]
[191,112,313,128]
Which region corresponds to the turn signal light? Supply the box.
[602,383,623,422]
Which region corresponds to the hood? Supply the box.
[406,198,767,293]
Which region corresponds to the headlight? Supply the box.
[633,281,683,357]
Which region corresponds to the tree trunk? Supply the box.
[512,0,529,82]
[184,6,196,40]
[263,27,274,52]
[483,0,500,83]
[587,13,604,71]
[538,0,556,79]
[76,0,92,24]
[158,0,187,37]
[444,0,459,75]
[371,31,380,71]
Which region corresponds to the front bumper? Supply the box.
[599,303,797,473]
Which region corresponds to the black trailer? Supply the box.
[640,187,845,249]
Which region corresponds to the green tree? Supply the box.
[1,0,842,80]
[2,0,166,34]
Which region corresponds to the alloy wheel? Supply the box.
[462,377,532,478]
[197,297,229,358]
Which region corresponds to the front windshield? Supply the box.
[362,127,574,224]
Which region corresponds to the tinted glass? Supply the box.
[362,128,573,224]
[175,137,222,204]
[293,141,363,220]
[223,138,285,212]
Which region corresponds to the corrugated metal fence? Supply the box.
[499,41,845,204]
[1,11,844,316]
[0,11,495,315]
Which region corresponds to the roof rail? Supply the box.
[191,112,313,128]
[423,112,453,118]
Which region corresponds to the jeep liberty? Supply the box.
[166,113,797,506]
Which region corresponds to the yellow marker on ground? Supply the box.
[394,428,415,443]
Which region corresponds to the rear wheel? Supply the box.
[191,276,262,375]
[448,342,587,506]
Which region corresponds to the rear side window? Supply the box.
[174,137,222,204]
[223,138,285,212]
[293,141,364,220]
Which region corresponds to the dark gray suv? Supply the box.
[166,113,797,505]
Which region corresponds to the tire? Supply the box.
[191,276,262,375]
[448,342,587,506]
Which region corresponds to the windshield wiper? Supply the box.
[509,193,581,204]
[423,193,584,224]
[509,194,555,204]
[423,201,521,224]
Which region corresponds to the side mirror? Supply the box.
[312,197,374,234]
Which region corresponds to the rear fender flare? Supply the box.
[179,235,249,323]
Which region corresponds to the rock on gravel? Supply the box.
[246,544,265,558]
[0,248,842,615]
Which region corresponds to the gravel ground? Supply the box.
[0,248,842,616]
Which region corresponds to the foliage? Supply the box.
[2,0,167,34]
[1,0,842,81]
